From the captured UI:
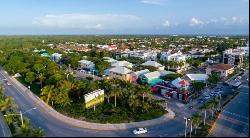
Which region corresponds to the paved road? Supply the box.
[0,70,186,137]
[210,72,249,137]
[0,112,12,137]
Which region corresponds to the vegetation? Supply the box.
[0,86,44,137]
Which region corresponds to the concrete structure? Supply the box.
[108,66,133,81]
[206,64,234,78]
[223,49,244,66]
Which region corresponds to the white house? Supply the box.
[183,74,208,83]
[160,50,186,62]
[50,53,62,62]
[78,60,95,70]
[103,57,117,64]
[111,60,133,68]
[129,50,158,61]
[141,61,165,70]
[108,66,133,81]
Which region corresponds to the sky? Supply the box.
[0,0,249,35]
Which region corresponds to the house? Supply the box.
[78,60,95,70]
[50,53,62,62]
[171,77,190,92]
[111,60,133,68]
[139,71,161,85]
[40,53,50,57]
[103,57,117,64]
[141,61,165,70]
[129,50,158,61]
[160,50,186,62]
[108,66,133,81]
[183,74,208,84]
[223,49,244,67]
[131,69,150,83]
[108,44,118,51]
[206,64,234,78]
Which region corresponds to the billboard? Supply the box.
[84,89,104,108]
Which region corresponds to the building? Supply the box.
[131,69,150,83]
[206,64,234,78]
[129,50,158,61]
[223,49,244,67]
[50,53,62,62]
[141,61,165,70]
[139,71,162,85]
[183,74,208,83]
[111,60,133,68]
[78,60,95,70]
[108,66,133,81]
[160,50,186,62]
[237,47,249,57]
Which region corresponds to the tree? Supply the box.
[37,73,45,88]
[191,114,202,135]
[192,81,206,96]
[208,73,220,84]
[25,72,36,85]
[110,85,122,107]
[137,84,151,102]
[0,97,18,111]
[33,64,44,74]
[40,85,56,106]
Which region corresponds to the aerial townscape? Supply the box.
[0,0,249,137]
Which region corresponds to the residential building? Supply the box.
[237,47,249,57]
[141,61,165,70]
[223,49,244,66]
[108,66,133,81]
[160,50,186,62]
[182,74,208,83]
[103,57,117,64]
[50,53,62,62]
[139,71,162,85]
[129,50,158,61]
[131,69,150,83]
[111,60,133,68]
[206,64,234,78]
[78,60,95,70]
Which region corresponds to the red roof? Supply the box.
[178,80,190,86]
[209,64,233,70]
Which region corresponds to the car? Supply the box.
[133,128,147,135]
[189,106,193,109]
[6,82,12,86]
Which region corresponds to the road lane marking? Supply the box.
[223,110,249,120]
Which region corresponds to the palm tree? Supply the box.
[110,85,122,107]
[37,73,45,88]
[0,97,18,111]
[137,84,151,102]
[192,81,205,97]
[128,93,140,112]
[40,85,55,106]
[191,114,202,135]
[200,102,211,126]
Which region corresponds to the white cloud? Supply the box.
[189,17,204,27]
[141,0,165,5]
[162,20,170,27]
[206,16,245,25]
[33,14,140,30]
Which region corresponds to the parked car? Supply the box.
[189,106,193,109]
[133,128,147,135]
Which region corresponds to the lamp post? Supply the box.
[4,107,36,127]
[190,119,193,137]
[184,117,188,137]
[203,110,206,126]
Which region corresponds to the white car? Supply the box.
[6,82,12,86]
[133,128,147,135]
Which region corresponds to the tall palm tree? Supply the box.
[200,102,211,126]
[40,85,55,106]
[191,114,202,135]
[37,73,45,88]
[128,93,140,113]
[137,84,151,102]
[0,97,18,111]
[110,85,122,107]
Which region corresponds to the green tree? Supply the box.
[25,72,36,85]
[0,97,18,111]
[110,85,122,107]
[208,73,220,84]
[191,114,202,135]
[192,81,206,96]
[40,85,56,106]
[37,73,45,88]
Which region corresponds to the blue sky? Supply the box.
[0,0,249,35]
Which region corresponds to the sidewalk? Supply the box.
[1,70,175,131]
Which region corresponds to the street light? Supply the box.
[189,119,193,137]
[4,107,36,127]
[184,117,188,137]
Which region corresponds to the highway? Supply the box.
[210,71,249,137]
[0,69,186,137]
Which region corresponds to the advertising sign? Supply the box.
[84,89,104,108]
